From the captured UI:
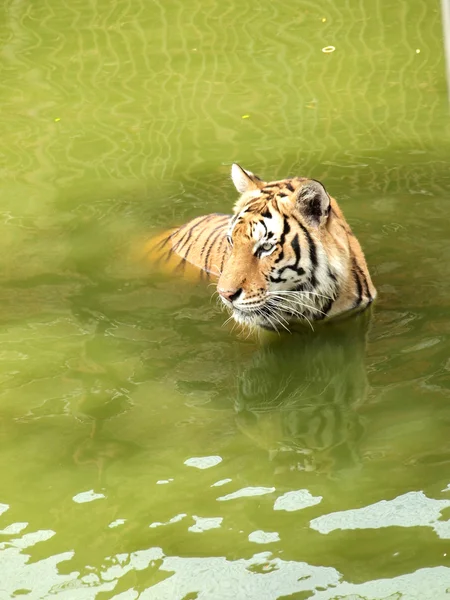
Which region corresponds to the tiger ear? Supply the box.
[231,164,263,193]
[295,180,330,227]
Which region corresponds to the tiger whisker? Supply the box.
[266,295,328,318]
[258,306,291,334]
[222,314,235,328]
[210,290,220,304]
[272,313,292,334]
[267,290,334,301]
[265,299,316,331]
[267,291,333,304]
[266,298,319,318]
[243,320,256,340]
[252,307,274,333]
[255,308,282,335]
[266,293,331,317]
[210,264,222,277]
[303,315,315,332]
[269,307,293,332]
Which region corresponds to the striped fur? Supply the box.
[147,164,376,331]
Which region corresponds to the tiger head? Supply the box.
[217,164,345,330]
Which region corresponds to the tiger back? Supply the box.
[147,213,232,280]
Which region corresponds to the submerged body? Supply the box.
[149,165,376,331]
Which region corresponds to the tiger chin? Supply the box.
[149,164,376,332]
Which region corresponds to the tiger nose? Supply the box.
[218,287,243,303]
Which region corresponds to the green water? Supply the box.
[1,0,450,597]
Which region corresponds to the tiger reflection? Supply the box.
[234,313,371,475]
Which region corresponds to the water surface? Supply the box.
[1,0,450,598]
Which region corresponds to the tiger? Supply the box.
[147,164,376,331]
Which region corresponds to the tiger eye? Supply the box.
[261,242,273,252]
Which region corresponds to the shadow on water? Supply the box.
[1,0,450,593]
[232,313,372,477]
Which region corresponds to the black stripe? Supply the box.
[174,256,187,273]
[176,214,229,255]
[269,264,305,283]
[291,216,317,267]
[164,212,217,249]
[154,233,174,252]
[351,259,363,308]
[316,297,334,320]
[351,256,372,305]
[314,267,338,319]
[261,208,273,219]
[199,220,230,260]
[150,228,185,265]
[301,225,317,268]
[327,267,337,282]
[269,271,287,283]
[271,218,291,266]
[259,219,268,236]
[148,236,174,265]
[314,268,339,321]
[219,236,229,273]
[291,233,301,268]
[355,262,371,302]
[285,182,295,192]
[204,225,227,274]
[279,218,291,246]
[323,298,334,315]
[172,214,218,256]
[292,217,318,287]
